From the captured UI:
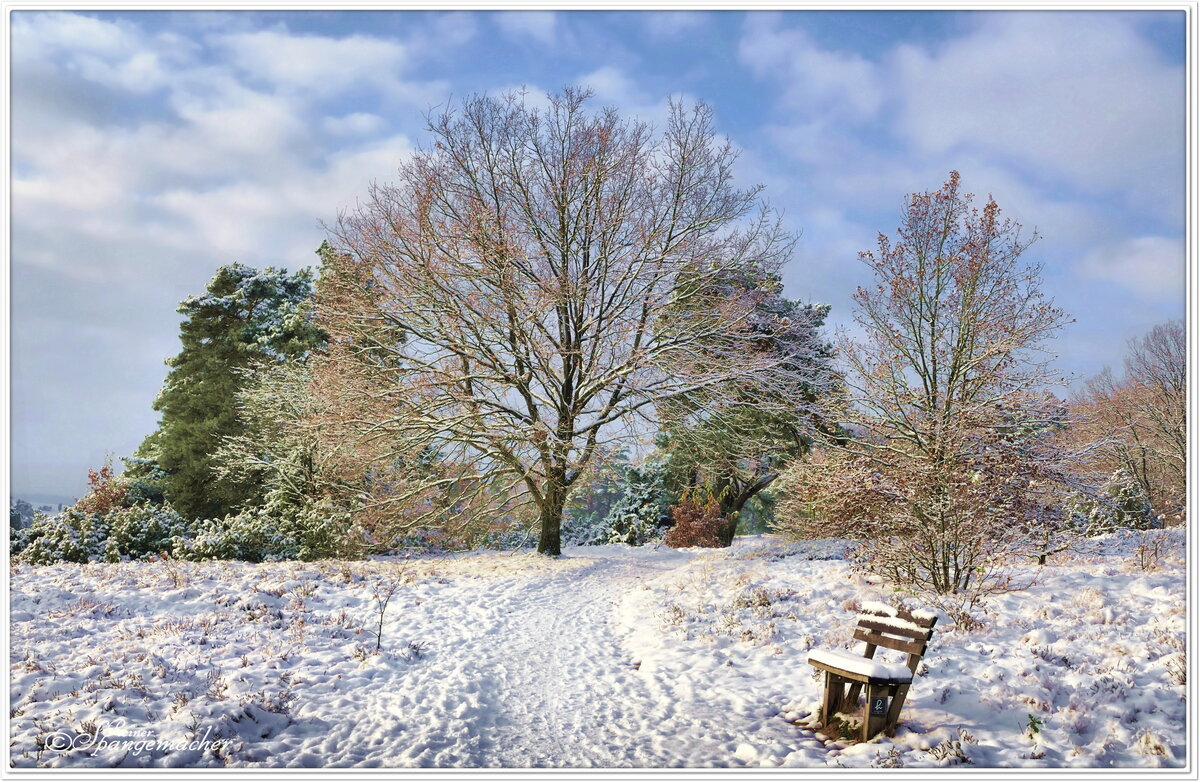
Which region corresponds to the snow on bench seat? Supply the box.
[805,648,913,682]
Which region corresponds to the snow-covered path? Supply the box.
[461,552,799,767]
[310,549,805,768]
[473,554,670,767]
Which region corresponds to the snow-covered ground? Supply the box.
[8,530,1186,768]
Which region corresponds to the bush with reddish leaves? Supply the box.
[75,459,129,517]
[664,491,728,549]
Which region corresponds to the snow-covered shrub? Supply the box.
[13,501,195,564]
[12,455,198,565]
[732,586,772,610]
[12,501,352,565]
[664,491,728,548]
[1065,469,1153,535]
[562,514,610,546]
[604,464,667,546]
[13,509,108,565]
[11,460,143,563]
[282,505,352,560]
[173,512,296,563]
[105,502,191,559]
[172,505,353,563]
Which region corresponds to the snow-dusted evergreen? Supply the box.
[603,463,668,546]
[1067,469,1154,535]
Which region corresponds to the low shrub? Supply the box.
[12,500,351,565]
[106,503,191,558]
[172,508,346,563]
[664,491,727,548]
[13,502,190,564]
[12,508,107,565]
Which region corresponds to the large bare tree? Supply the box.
[320,89,828,555]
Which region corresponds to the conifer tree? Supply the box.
[138,263,324,520]
[604,462,668,546]
[656,266,836,546]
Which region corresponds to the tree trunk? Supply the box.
[536,479,566,556]
[715,513,738,548]
[715,480,763,548]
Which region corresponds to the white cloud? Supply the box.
[324,112,385,137]
[74,50,173,93]
[494,11,557,46]
[11,11,140,61]
[892,12,1184,196]
[575,66,684,129]
[12,11,193,93]
[8,11,470,499]
[1077,236,1185,300]
[214,30,408,95]
[579,65,639,105]
[642,11,709,40]
[426,12,478,50]
[739,13,883,120]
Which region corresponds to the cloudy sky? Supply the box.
[9,9,1187,504]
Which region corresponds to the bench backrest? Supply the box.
[854,604,937,672]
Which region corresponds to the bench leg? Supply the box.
[862,683,878,742]
[845,681,864,713]
[819,672,837,726]
[884,683,910,737]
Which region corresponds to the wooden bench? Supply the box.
[806,603,937,742]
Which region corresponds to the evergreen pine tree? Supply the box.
[1104,468,1154,530]
[138,263,324,520]
[656,265,836,546]
[604,463,668,546]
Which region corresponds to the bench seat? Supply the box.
[806,648,913,683]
